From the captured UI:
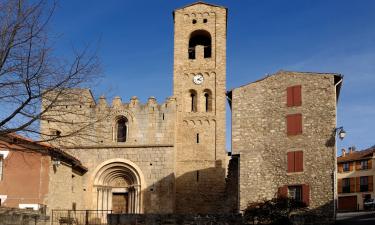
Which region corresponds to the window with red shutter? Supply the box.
[278,186,288,198]
[295,151,303,172]
[286,85,302,107]
[287,114,302,135]
[287,151,303,173]
[302,184,310,206]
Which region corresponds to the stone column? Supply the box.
[97,188,102,210]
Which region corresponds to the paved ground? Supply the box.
[336,211,375,225]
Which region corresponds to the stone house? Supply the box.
[337,146,374,211]
[228,71,343,222]
[0,133,86,214]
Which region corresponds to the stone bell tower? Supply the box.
[173,2,227,213]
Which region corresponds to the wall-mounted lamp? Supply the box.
[52,158,61,167]
[335,127,346,140]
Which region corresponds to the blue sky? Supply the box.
[50,0,375,153]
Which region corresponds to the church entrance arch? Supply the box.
[92,159,145,213]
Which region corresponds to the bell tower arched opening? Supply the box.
[188,30,212,59]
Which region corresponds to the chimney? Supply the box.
[341,149,346,157]
[349,146,356,154]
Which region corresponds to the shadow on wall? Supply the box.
[174,163,227,213]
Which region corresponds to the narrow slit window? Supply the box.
[196,170,200,182]
[196,133,199,143]
[190,90,197,112]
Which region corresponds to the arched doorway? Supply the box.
[93,159,145,213]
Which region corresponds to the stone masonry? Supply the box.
[230,71,343,221]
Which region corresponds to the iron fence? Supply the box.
[51,210,112,225]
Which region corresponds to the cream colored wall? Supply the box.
[337,157,375,210]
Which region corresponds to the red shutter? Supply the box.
[278,186,288,198]
[302,184,310,206]
[355,177,360,192]
[338,179,342,194]
[296,114,302,134]
[287,114,302,135]
[287,87,294,107]
[368,159,372,169]
[349,162,354,171]
[350,178,355,192]
[338,163,343,173]
[369,176,373,192]
[295,151,303,172]
[293,85,302,106]
[287,152,295,172]
[356,161,361,170]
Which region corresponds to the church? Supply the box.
[35,2,341,223]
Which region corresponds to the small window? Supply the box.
[203,18,208,23]
[342,178,350,193]
[361,160,368,170]
[196,170,199,182]
[288,186,302,202]
[204,89,212,112]
[286,114,302,135]
[117,117,128,142]
[196,133,199,144]
[192,19,197,24]
[343,162,350,172]
[287,85,302,107]
[190,90,197,112]
[360,176,369,192]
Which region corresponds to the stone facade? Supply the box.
[173,3,228,213]
[40,1,229,215]
[229,71,343,220]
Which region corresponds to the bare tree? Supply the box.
[0,0,102,142]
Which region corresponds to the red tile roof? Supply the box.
[0,133,87,172]
[337,147,375,163]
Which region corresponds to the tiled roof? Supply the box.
[337,147,375,163]
[1,133,87,172]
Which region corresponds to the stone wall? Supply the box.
[0,207,49,225]
[231,71,341,218]
[107,214,243,225]
[69,146,175,213]
[46,161,85,215]
[173,3,229,213]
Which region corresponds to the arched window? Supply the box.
[117,117,128,142]
[203,89,212,112]
[188,30,212,59]
[190,90,197,112]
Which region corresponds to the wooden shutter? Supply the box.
[287,114,302,135]
[338,179,342,194]
[369,176,373,192]
[287,152,295,173]
[302,184,310,206]
[349,162,354,171]
[350,177,356,193]
[295,151,303,172]
[356,161,361,170]
[287,87,294,107]
[278,186,288,198]
[355,177,360,192]
[368,159,372,169]
[338,163,343,173]
[293,85,302,106]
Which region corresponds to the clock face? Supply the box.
[193,74,204,85]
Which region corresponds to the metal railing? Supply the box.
[51,210,112,225]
